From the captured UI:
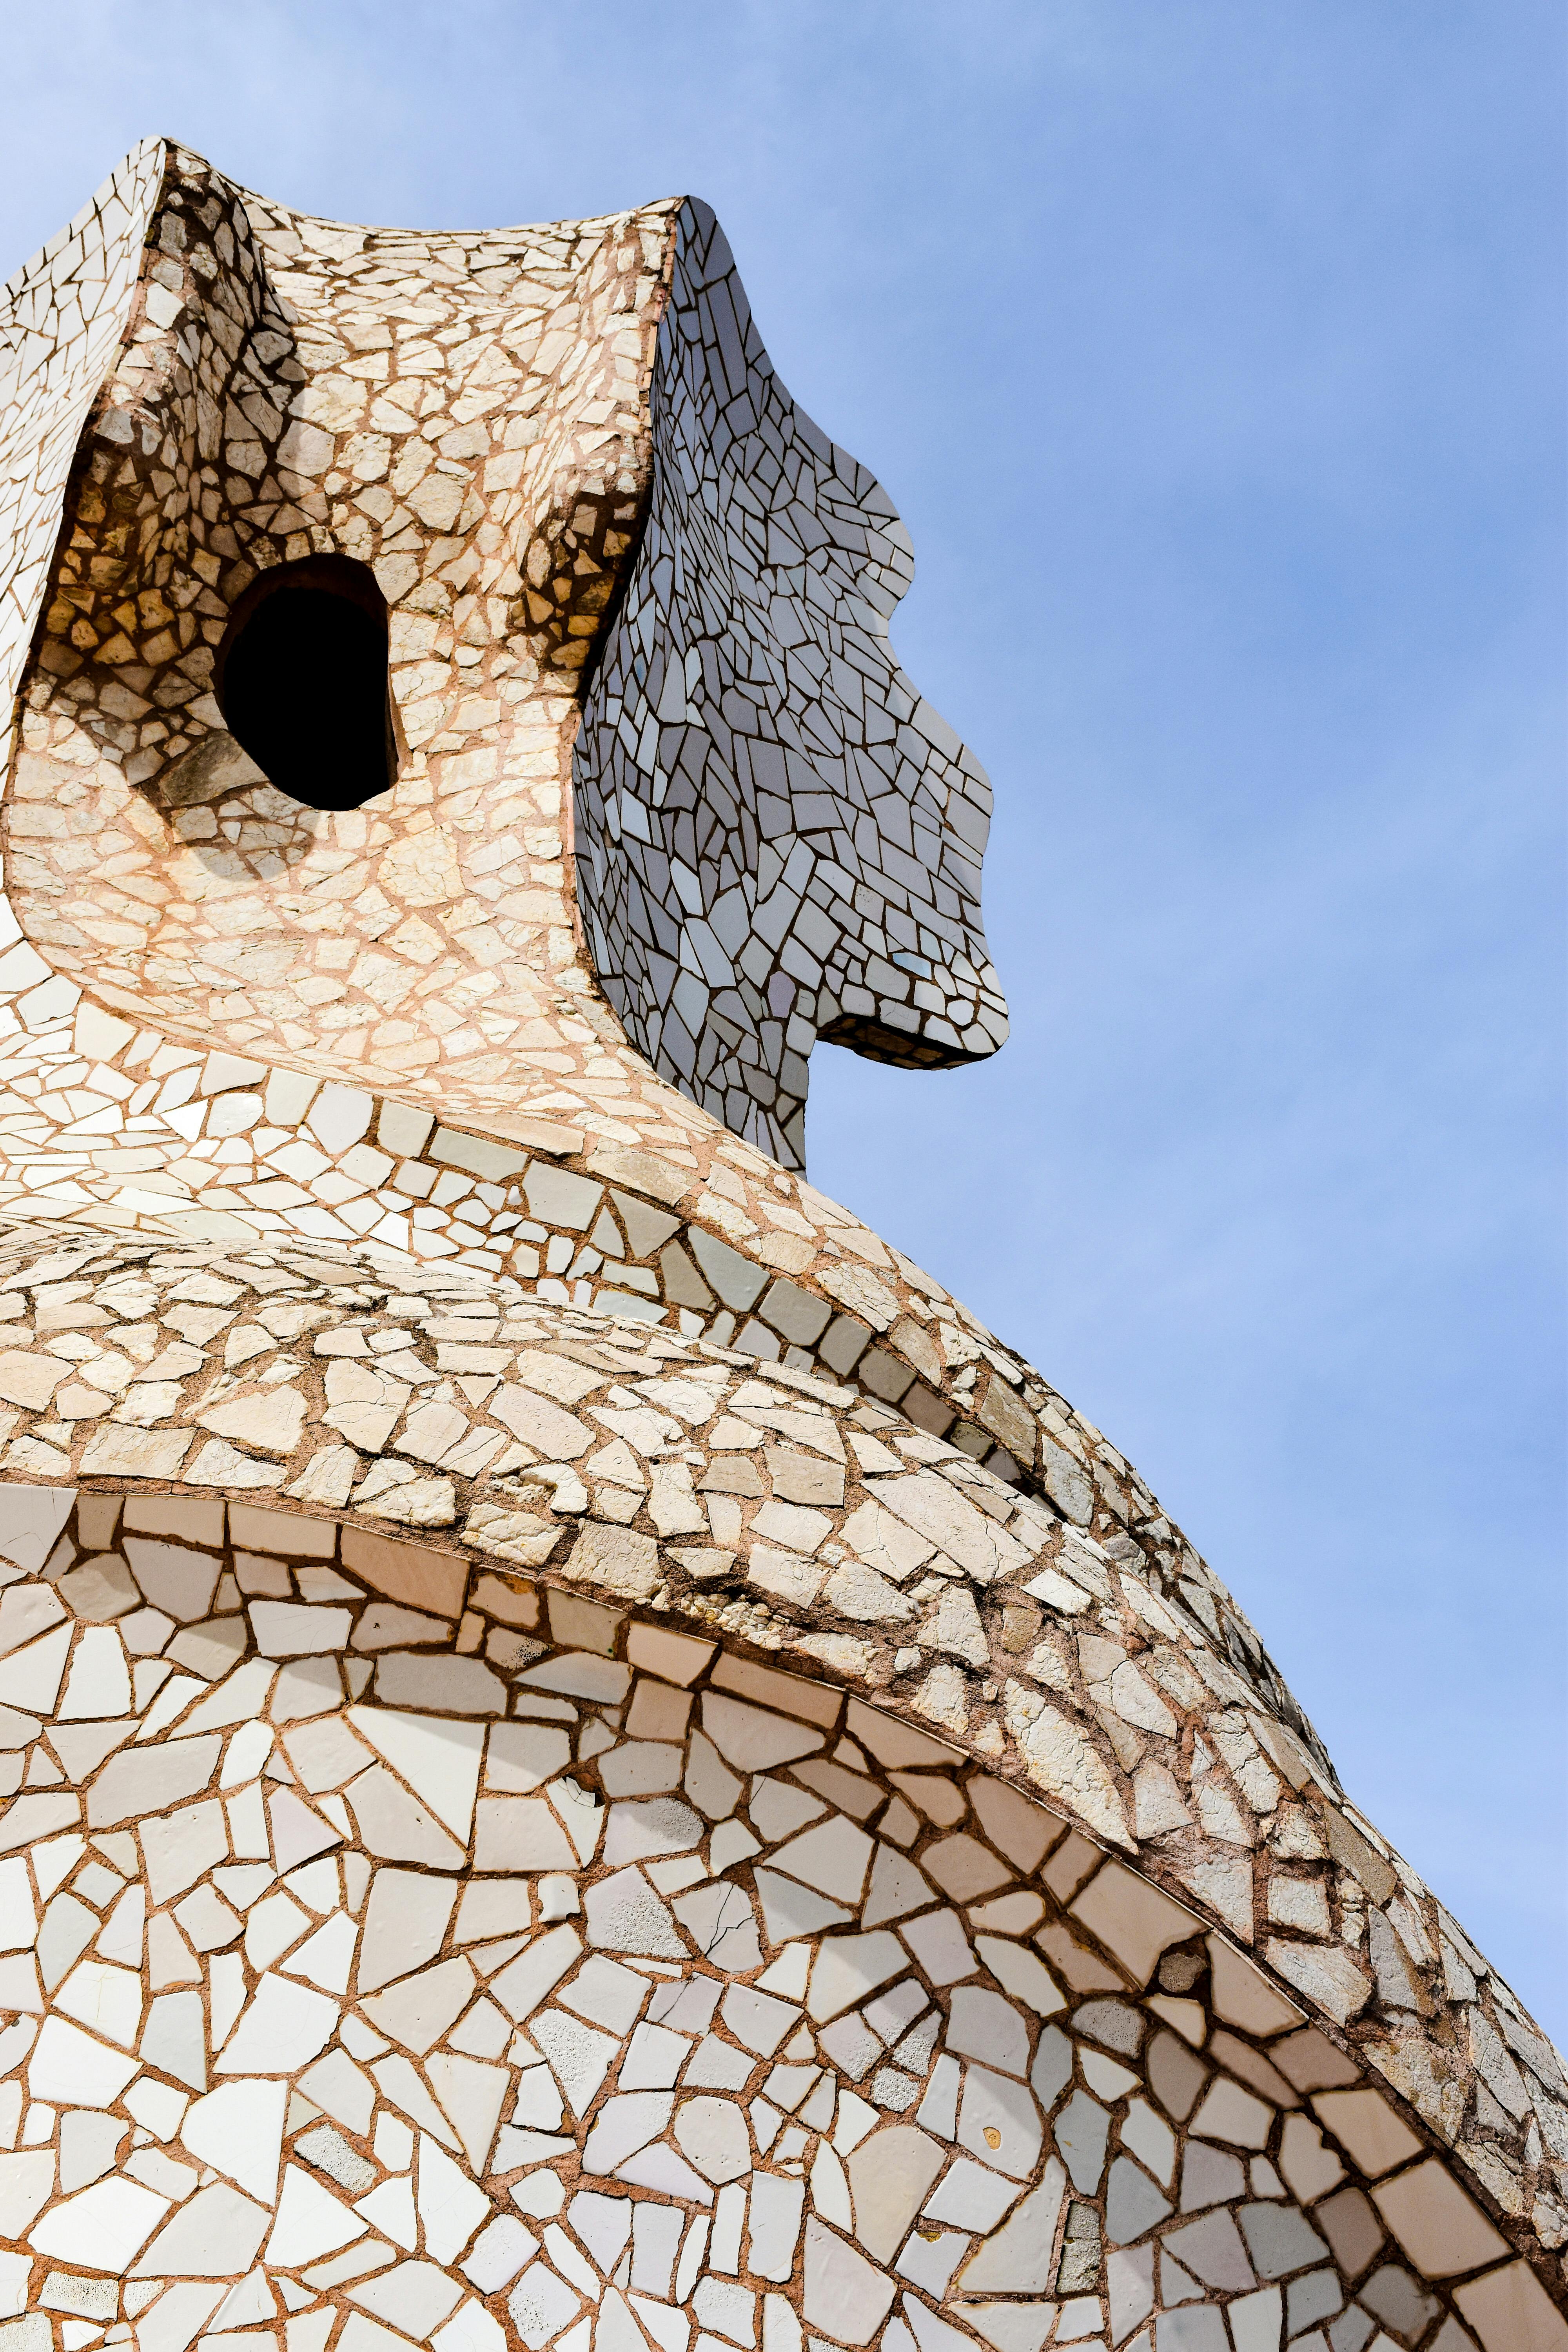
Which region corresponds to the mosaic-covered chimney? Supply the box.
[0,137,1559,2352]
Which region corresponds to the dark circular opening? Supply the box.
[216,555,398,812]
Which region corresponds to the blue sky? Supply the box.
[1,3,1562,2034]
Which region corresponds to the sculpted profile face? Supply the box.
[0,151,1005,1172]
[571,201,1009,1162]
[0,136,1560,2352]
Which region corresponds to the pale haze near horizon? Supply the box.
[0,0,1561,2036]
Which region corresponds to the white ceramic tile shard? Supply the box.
[0,136,1559,2352]
[216,1973,339,2073]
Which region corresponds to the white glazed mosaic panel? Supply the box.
[0,1483,1560,2352]
[0,1226,1551,2349]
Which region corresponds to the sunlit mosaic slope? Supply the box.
[0,139,1561,2352]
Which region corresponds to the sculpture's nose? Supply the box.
[804,722,1009,1073]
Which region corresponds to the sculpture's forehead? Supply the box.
[188,180,683,477]
[240,194,666,334]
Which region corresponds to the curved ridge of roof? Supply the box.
[0,1210,1555,2279]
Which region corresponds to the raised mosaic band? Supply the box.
[0,963,1317,1773]
[0,133,1562,2352]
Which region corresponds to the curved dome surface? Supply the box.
[0,140,1560,2352]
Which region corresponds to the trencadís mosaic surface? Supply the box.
[0,138,1560,2352]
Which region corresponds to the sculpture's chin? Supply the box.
[816,1013,1002,1072]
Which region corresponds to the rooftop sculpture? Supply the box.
[0,138,1560,2352]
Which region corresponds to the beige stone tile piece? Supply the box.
[1371,2157,1510,2278]
[972,1937,1067,2023]
[924,1833,1013,1904]
[1207,1931,1304,2037]
[623,1680,693,1744]
[341,1526,468,1617]
[1068,1859,1197,1987]
[360,1955,476,2057]
[701,1694,824,1773]
[1208,2028,1301,2111]
[217,1970,338,2073]
[1310,2086,1424,2178]
[768,1817,873,1906]
[178,2075,286,2203]
[1270,2025,1361,2092]
[712,1651,843,1728]
[230,1502,336,1557]
[1189,2077,1276,2150]
[966,1777,1064,1874]
[123,1495,225,1547]
[265,2161,370,2267]
[1452,2259,1568,2352]
[120,1539,219,1622]
[30,2174,169,2273]
[1278,2111,1346,2203]
[0,1350,69,1412]
[344,1764,465,1869]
